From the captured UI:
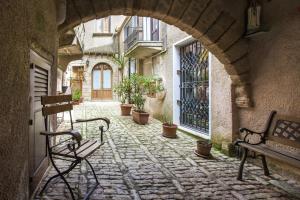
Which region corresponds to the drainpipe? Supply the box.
[56,0,67,25]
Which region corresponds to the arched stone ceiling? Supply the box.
[59,0,252,107]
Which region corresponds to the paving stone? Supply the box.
[34,102,300,200]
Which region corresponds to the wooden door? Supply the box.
[71,66,83,93]
[29,50,51,195]
[92,63,113,100]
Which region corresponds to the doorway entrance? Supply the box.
[92,63,113,100]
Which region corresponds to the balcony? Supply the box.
[124,27,163,59]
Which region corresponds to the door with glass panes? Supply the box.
[92,63,112,100]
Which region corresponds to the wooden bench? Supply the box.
[39,95,110,199]
[235,111,300,180]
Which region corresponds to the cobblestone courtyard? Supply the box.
[36,102,300,200]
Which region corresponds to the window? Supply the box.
[93,70,101,89]
[103,69,112,89]
[128,58,136,76]
[150,18,159,41]
[96,17,111,33]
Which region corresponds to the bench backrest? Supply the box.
[41,95,74,130]
[268,113,300,149]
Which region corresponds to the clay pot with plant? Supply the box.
[162,115,177,138]
[195,140,212,158]
[144,76,165,99]
[72,89,82,105]
[113,78,132,116]
[131,74,150,125]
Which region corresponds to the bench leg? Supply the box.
[85,158,99,184]
[237,148,248,181]
[261,155,270,176]
[40,158,79,200]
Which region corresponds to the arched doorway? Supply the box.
[91,63,113,100]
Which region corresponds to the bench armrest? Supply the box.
[238,128,265,145]
[74,117,110,131]
[41,130,82,145]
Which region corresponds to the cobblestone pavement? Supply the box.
[35,102,300,200]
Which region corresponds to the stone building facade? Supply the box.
[65,16,126,101]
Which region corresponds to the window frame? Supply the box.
[95,17,111,33]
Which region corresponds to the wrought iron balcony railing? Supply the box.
[124,26,144,52]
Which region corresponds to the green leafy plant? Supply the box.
[113,84,126,104]
[132,92,146,112]
[162,114,173,125]
[72,89,82,101]
[112,53,128,81]
[130,74,147,111]
[143,76,164,96]
[113,77,132,104]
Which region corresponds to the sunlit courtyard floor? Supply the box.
[35,102,300,200]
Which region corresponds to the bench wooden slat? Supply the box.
[239,143,300,168]
[53,139,90,154]
[42,104,73,116]
[41,95,72,105]
[53,140,101,159]
[57,140,94,155]
[77,142,101,158]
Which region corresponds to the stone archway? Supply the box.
[59,0,251,107]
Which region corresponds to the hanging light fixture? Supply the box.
[246,0,262,34]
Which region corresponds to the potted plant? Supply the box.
[162,115,177,138]
[112,53,128,82]
[144,76,165,99]
[72,89,82,105]
[113,77,132,116]
[194,139,212,158]
[131,74,150,125]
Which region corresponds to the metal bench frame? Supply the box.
[39,95,110,199]
[235,111,300,180]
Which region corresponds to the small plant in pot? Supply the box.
[131,74,149,125]
[72,89,82,105]
[194,139,212,158]
[144,76,165,99]
[113,78,132,116]
[162,115,177,138]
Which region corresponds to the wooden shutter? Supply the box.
[29,50,51,195]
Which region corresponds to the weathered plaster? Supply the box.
[0,1,57,199]
[239,0,300,179]
[211,56,237,151]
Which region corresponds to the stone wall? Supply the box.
[0,1,57,200]
[211,56,237,152]
[239,0,300,179]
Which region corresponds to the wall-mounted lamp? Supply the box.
[246,0,262,35]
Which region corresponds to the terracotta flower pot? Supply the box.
[162,123,177,138]
[72,100,80,105]
[132,110,149,125]
[120,104,132,116]
[79,97,84,103]
[196,140,212,157]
